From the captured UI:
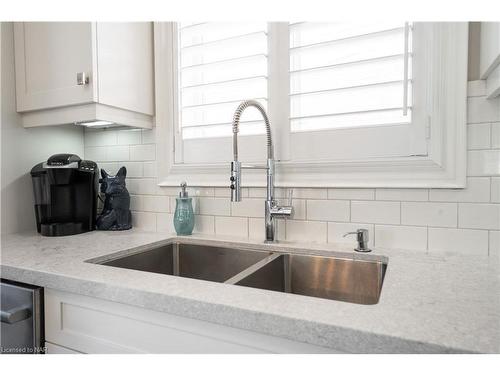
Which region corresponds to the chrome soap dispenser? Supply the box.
[173,181,194,235]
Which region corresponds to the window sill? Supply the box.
[158,154,466,189]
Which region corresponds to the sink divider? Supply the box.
[283,254,291,293]
[173,243,180,276]
[224,253,282,285]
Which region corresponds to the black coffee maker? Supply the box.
[31,154,98,236]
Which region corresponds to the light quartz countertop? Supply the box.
[1,229,499,353]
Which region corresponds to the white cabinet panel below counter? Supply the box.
[45,289,336,354]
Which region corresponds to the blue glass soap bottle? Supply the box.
[173,181,194,235]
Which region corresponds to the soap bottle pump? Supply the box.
[173,181,194,235]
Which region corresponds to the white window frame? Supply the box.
[156,22,468,188]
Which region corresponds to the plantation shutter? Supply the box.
[176,23,270,163]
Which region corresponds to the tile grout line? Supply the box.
[490,177,493,203]
[489,122,492,149]
[426,226,429,253]
[399,201,402,225]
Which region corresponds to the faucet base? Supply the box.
[354,248,372,253]
[264,239,279,244]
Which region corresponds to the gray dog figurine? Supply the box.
[96,167,132,230]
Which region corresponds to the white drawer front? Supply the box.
[45,289,335,354]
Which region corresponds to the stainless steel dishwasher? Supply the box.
[0,279,44,354]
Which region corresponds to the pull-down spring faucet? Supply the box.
[230,100,293,242]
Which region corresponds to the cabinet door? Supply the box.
[96,22,155,116]
[14,22,97,112]
[480,22,500,98]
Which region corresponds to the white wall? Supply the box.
[84,82,500,257]
[1,22,84,235]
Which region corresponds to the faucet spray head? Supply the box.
[230,161,241,202]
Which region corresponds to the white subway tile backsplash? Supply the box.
[198,197,230,216]
[191,187,216,197]
[143,195,170,213]
[286,220,327,243]
[402,202,457,227]
[130,144,155,161]
[351,201,400,224]
[492,178,500,203]
[327,222,374,247]
[97,162,119,175]
[467,96,500,123]
[290,199,306,220]
[117,130,141,145]
[231,199,264,218]
[492,122,500,149]
[126,178,157,195]
[85,147,106,162]
[157,186,182,196]
[193,215,215,234]
[375,225,427,251]
[249,218,285,241]
[467,150,500,176]
[142,161,157,177]
[215,187,249,198]
[121,162,143,178]
[467,123,491,149]
[214,187,230,197]
[214,187,230,198]
[490,231,499,257]
[458,203,500,230]
[132,211,156,232]
[106,145,129,161]
[289,188,327,200]
[156,213,174,233]
[129,195,143,211]
[141,129,156,144]
[429,177,490,203]
[327,188,375,200]
[428,228,489,255]
[249,188,321,199]
[247,187,269,198]
[215,216,248,238]
[85,129,117,147]
[307,200,350,222]
[260,188,291,199]
[376,188,429,201]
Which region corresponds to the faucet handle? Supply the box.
[343,229,371,253]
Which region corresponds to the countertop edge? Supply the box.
[0,263,475,354]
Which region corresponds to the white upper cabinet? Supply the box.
[14,22,155,129]
[14,22,96,111]
[480,22,500,98]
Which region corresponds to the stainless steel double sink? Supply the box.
[90,241,387,305]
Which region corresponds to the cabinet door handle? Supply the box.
[77,72,89,85]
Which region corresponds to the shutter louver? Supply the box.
[289,22,413,132]
[178,23,269,139]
